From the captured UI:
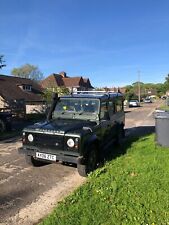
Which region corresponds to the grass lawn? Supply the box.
[158,106,169,111]
[157,100,169,111]
[40,134,169,225]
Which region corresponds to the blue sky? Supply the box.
[1,0,169,87]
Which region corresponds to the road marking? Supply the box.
[147,109,155,117]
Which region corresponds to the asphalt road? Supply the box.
[0,100,161,225]
[125,100,161,136]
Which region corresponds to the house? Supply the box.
[144,88,157,96]
[40,71,94,92]
[106,87,126,94]
[0,75,45,115]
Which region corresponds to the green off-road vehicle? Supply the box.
[19,91,125,176]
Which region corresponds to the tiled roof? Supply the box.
[83,78,94,89]
[40,73,94,89]
[109,87,126,94]
[0,75,44,102]
[62,77,84,87]
[40,74,59,88]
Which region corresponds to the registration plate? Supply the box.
[36,152,57,161]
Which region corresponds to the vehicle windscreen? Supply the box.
[53,98,100,120]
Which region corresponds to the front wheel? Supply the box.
[77,145,98,177]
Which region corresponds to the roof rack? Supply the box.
[72,90,107,95]
[71,90,123,98]
[72,90,115,94]
[80,90,114,92]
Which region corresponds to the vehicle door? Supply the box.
[110,98,125,133]
[115,98,125,125]
[107,99,118,139]
[98,101,112,144]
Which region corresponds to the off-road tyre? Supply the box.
[77,144,98,177]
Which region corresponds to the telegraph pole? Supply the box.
[138,70,141,103]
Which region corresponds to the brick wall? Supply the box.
[26,104,46,114]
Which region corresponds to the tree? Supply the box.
[156,83,166,97]
[0,55,6,69]
[163,74,169,92]
[11,64,43,80]
[43,87,70,105]
[165,74,169,83]
[124,85,137,100]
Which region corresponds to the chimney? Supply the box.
[59,71,67,78]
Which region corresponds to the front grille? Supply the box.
[26,133,64,150]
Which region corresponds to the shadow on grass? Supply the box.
[99,125,155,166]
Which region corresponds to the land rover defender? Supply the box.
[19,91,125,176]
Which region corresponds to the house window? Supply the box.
[20,84,32,91]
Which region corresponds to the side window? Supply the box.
[108,100,115,116]
[116,99,123,112]
[100,101,109,120]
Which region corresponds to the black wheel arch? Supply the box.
[84,135,100,155]
[119,122,125,137]
[77,137,99,177]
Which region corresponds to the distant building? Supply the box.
[144,88,157,96]
[40,71,94,92]
[108,87,126,94]
[0,75,45,115]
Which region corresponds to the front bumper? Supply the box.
[18,146,85,165]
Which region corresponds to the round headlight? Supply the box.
[28,134,34,142]
[67,138,75,148]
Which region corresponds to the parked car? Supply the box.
[0,112,12,133]
[123,100,128,107]
[161,96,167,100]
[19,91,125,177]
[129,100,140,107]
[144,98,152,103]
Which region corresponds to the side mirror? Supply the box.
[47,93,60,121]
